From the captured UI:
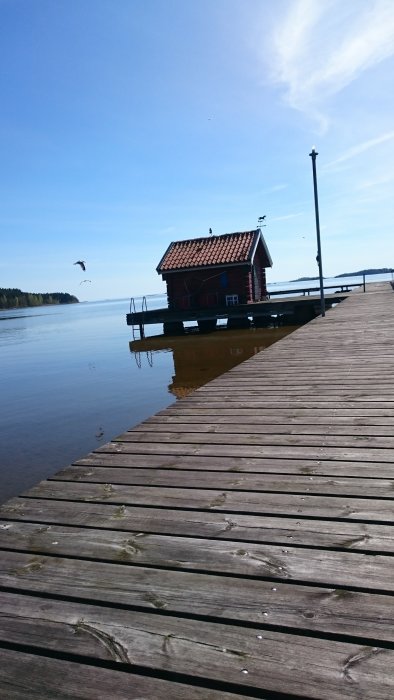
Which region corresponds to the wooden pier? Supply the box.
[127,289,348,337]
[1,283,394,699]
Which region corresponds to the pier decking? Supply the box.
[1,283,394,699]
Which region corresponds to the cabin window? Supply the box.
[226,294,239,306]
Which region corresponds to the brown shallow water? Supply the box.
[130,325,299,398]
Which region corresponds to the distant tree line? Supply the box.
[0,288,79,309]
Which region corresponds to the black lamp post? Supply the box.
[309,147,325,317]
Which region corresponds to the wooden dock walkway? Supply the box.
[1,283,394,699]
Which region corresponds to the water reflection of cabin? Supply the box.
[156,229,273,311]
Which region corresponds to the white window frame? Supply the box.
[226,294,239,306]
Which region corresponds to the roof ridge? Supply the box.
[170,229,258,246]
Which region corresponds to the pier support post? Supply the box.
[163,321,184,335]
[197,319,217,333]
[227,317,250,330]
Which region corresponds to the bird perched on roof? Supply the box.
[209,228,213,235]
[74,260,86,271]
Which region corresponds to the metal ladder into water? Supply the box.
[129,295,148,340]
[129,296,153,368]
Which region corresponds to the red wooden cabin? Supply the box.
[157,229,272,310]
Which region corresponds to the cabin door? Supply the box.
[253,266,261,301]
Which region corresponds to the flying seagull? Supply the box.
[79,279,91,284]
[74,260,86,271]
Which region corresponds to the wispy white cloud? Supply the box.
[157,225,176,236]
[356,172,394,190]
[323,131,394,170]
[271,212,304,222]
[257,183,288,197]
[270,0,394,127]
[266,184,288,193]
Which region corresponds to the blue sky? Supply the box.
[1,0,394,301]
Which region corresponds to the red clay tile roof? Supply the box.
[157,230,271,273]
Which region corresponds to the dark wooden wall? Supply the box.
[163,261,268,310]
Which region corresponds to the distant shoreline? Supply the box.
[291,268,393,282]
[0,287,79,310]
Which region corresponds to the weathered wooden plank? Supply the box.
[248,347,394,354]
[265,354,394,360]
[256,352,394,359]
[98,439,394,464]
[1,521,393,590]
[176,399,394,409]
[52,465,394,499]
[217,364,394,373]
[132,420,394,437]
[227,366,394,373]
[0,648,244,700]
[73,452,394,478]
[225,380,394,389]
[0,550,393,642]
[195,394,394,403]
[197,386,394,395]
[210,376,394,383]
[146,414,394,429]
[207,375,394,382]
[230,354,394,363]
[237,370,394,376]
[160,406,394,417]
[177,396,394,408]
[0,592,392,700]
[117,427,394,448]
[199,373,394,382]
[2,499,394,552]
[20,481,394,522]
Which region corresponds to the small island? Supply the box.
[335,267,393,278]
[0,288,79,309]
[290,276,321,282]
[291,267,393,282]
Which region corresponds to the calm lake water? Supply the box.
[0,272,391,504]
[0,295,297,504]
